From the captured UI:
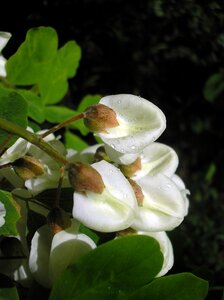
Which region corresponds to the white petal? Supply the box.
[132,207,183,231]
[49,220,96,285]
[137,231,174,277]
[0,31,12,52]
[0,138,29,165]
[98,94,166,153]
[132,142,179,180]
[138,174,185,218]
[104,144,139,164]
[29,225,53,288]
[73,160,137,232]
[0,31,11,77]
[0,56,7,77]
[132,174,186,231]
[0,201,6,227]
[172,174,190,216]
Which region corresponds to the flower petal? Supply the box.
[0,201,6,227]
[49,220,96,285]
[172,174,190,216]
[29,225,53,288]
[98,94,166,153]
[73,160,137,232]
[132,142,179,180]
[0,31,12,52]
[132,174,185,231]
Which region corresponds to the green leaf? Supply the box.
[126,272,209,300]
[0,190,21,236]
[39,41,81,104]
[17,89,45,123]
[0,86,28,145]
[203,73,224,102]
[65,130,89,151]
[70,94,101,135]
[79,223,100,245]
[0,287,19,300]
[6,26,81,104]
[6,27,58,85]
[44,105,76,123]
[49,235,163,300]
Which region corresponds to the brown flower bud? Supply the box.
[47,207,71,234]
[13,155,44,180]
[128,178,144,206]
[119,158,142,178]
[84,104,119,133]
[67,162,105,194]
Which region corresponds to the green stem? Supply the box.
[41,112,84,138]
[0,117,68,166]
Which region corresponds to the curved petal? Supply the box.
[137,174,185,218]
[132,142,179,180]
[104,144,139,165]
[172,174,190,216]
[132,207,183,231]
[29,225,53,288]
[98,94,166,153]
[0,201,6,227]
[0,31,12,52]
[0,138,29,165]
[0,31,11,77]
[73,160,137,232]
[49,220,96,285]
[137,231,174,277]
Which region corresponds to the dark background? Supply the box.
[1,1,224,299]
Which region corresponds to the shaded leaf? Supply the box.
[0,287,19,300]
[126,272,209,300]
[49,235,163,300]
[0,86,28,145]
[203,73,224,102]
[0,190,21,236]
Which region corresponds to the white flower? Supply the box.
[137,231,174,277]
[73,160,138,232]
[96,94,166,154]
[0,31,11,77]
[131,142,179,180]
[0,201,6,227]
[132,173,186,232]
[172,174,190,216]
[29,219,96,288]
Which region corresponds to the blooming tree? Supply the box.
[0,27,208,300]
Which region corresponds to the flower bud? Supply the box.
[47,207,71,234]
[128,178,144,206]
[84,104,119,133]
[13,155,44,180]
[67,162,105,193]
[119,158,142,178]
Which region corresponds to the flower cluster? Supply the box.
[0,94,189,287]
